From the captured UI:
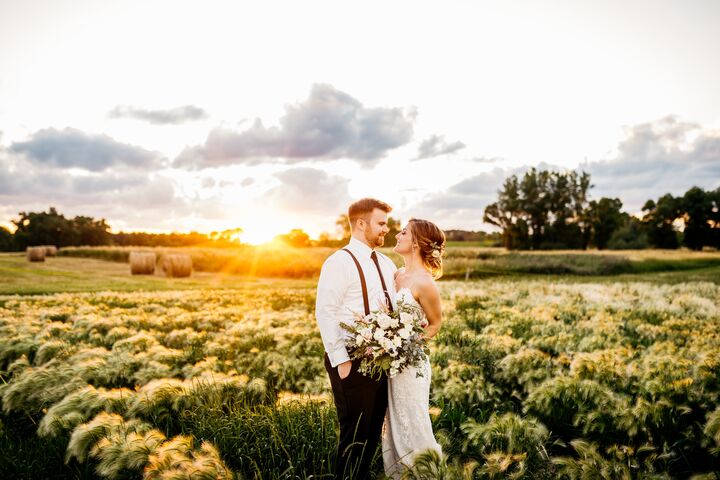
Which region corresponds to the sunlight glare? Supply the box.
[241,224,283,246]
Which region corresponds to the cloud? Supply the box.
[584,115,720,211]
[0,146,186,230]
[416,135,465,159]
[264,167,352,215]
[406,167,511,229]
[404,160,569,230]
[408,116,720,229]
[108,105,208,124]
[471,156,501,163]
[69,172,152,194]
[9,127,164,172]
[174,84,416,169]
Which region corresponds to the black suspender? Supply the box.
[341,248,394,315]
[341,248,370,315]
[371,252,394,313]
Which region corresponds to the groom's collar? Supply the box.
[347,236,374,258]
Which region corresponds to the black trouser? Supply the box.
[325,353,388,479]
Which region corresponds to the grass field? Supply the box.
[1,250,720,478]
[3,248,720,295]
[0,253,313,295]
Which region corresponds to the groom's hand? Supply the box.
[337,361,352,380]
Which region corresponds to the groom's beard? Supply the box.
[367,232,386,248]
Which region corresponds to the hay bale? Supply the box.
[26,246,46,262]
[129,251,156,275]
[43,245,58,256]
[162,254,192,278]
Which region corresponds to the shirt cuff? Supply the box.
[327,347,350,367]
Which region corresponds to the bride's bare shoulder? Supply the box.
[394,267,406,280]
[414,274,439,299]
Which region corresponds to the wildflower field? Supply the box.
[1,252,720,478]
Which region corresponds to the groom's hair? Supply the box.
[348,198,392,226]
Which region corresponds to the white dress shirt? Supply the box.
[316,236,398,367]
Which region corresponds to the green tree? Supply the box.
[641,195,680,249]
[711,187,720,248]
[11,208,113,248]
[73,216,112,246]
[570,171,593,248]
[681,186,714,250]
[209,228,244,247]
[12,207,73,249]
[386,216,401,247]
[520,168,551,249]
[335,214,351,242]
[485,169,592,250]
[275,229,311,247]
[587,197,624,250]
[484,175,528,249]
[0,226,14,251]
[113,231,209,247]
[544,171,592,249]
[314,231,345,247]
[607,216,648,250]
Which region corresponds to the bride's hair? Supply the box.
[408,218,446,279]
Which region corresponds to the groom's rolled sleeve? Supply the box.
[316,255,351,367]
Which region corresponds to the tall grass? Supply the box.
[2,278,720,477]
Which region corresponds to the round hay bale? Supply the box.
[26,246,46,262]
[43,245,58,256]
[129,251,156,275]
[162,254,192,278]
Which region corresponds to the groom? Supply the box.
[316,198,397,479]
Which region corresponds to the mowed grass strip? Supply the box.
[56,245,720,280]
[0,253,313,295]
[4,250,720,295]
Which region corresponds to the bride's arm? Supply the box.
[416,280,442,339]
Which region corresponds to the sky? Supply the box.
[1,0,719,243]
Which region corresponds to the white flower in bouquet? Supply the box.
[341,298,430,379]
[373,328,386,341]
[400,312,413,326]
[360,327,373,341]
[376,313,393,329]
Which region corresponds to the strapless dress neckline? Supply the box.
[396,287,421,309]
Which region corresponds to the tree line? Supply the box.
[483,168,720,250]
[0,208,245,251]
[3,176,718,252]
[0,208,396,250]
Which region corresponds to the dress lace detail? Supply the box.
[382,288,442,478]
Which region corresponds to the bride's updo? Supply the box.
[408,218,446,279]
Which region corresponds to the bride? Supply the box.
[383,218,445,478]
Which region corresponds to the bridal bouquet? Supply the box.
[341,298,430,379]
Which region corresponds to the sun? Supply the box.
[241,223,283,246]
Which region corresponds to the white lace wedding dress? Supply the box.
[382,287,442,478]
